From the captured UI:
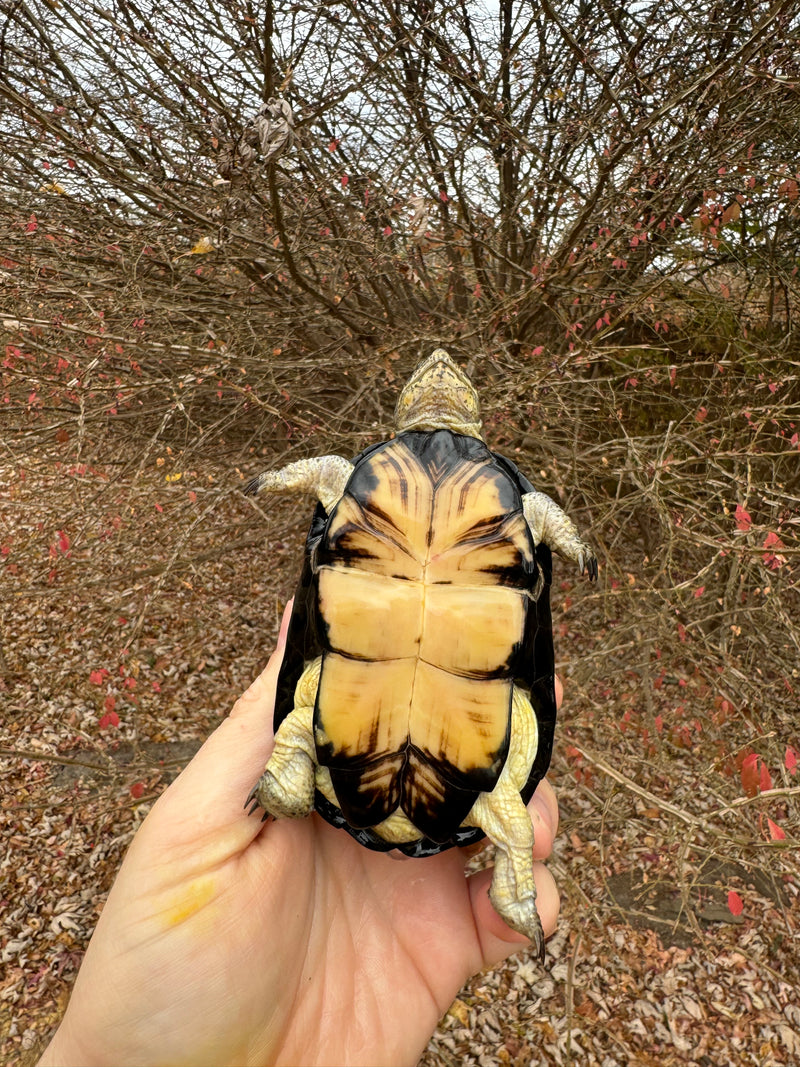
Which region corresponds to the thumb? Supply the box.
[467,861,560,968]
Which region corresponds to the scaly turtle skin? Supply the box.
[245,350,597,957]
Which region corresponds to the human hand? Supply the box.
[40,606,560,1067]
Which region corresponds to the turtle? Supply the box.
[244,349,597,957]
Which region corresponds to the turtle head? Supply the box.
[395,349,483,438]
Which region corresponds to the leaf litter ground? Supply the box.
[1,446,799,1067]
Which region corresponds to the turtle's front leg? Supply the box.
[522,490,598,580]
[244,455,353,513]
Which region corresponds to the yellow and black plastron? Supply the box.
[273,429,556,853]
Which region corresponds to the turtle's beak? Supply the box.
[395,349,482,438]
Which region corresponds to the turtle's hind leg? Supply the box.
[251,658,321,819]
[463,685,545,957]
[467,781,544,960]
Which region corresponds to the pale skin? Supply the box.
[40,604,561,1067]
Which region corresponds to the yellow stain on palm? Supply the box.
[161,876,217,931]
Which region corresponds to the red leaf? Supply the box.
[26,214,38,233]
[439,190,448,202]
[740,753,760,797]
[734,505,752,532]
[327,138,339,152]
[694,586,704,598]
[759,761,773,792]
[766,818,786,841]
[786,746,798,775]
[188,490,197,503]
[727,890,744,916]
[98,711,120,729]
[762,530,786,569]
[130,782,145,799]
[696,406,708,422]
[669,366,677,387]
[57,530,70,553]
[90,668,110,685]
[382,225,393,236]
[340,174,349,187]
[104,694,116,714]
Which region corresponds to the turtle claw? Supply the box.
[489,884,546,961]
[244,784,263,816]
[533,930,546,963]
[578,548,598,582]
[245,784,275,822]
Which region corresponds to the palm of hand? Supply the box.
[43,636,559,1067]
